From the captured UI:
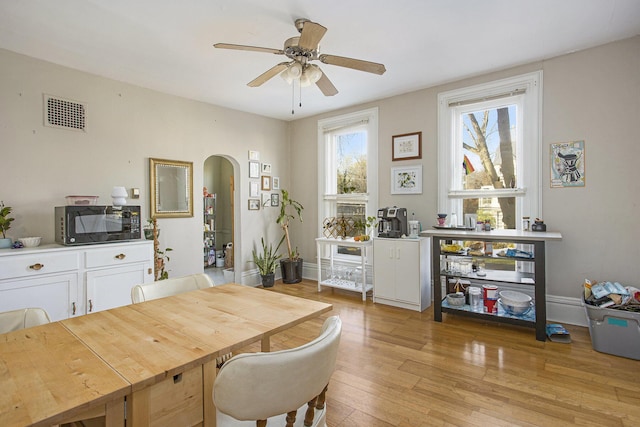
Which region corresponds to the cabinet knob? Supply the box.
[29,263,44,270]
[115,253,126,260]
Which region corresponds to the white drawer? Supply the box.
[85,244,152,268]
[0,252,79,280]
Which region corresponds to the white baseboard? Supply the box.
[302,261,588,327]
[547,294,588,327]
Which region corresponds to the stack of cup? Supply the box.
[482,284,499,313]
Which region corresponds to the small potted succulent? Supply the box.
[0,201,15,249]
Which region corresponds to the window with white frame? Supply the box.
[318,108,378,257]
[437,72,542,230]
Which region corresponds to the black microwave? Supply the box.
[55,205,141,245]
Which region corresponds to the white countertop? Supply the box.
[421,228,562,242]
[0,239,152,257]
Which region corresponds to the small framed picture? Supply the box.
[262,193,271,207]
[249,181,259,198]
[272,176,280,190]
[261,175,271,191]
[271,193,280,207]
[261,163,272,174]
[249,161,260,178]
[392,132,422,161]
[248,199,260,210]
[391,165,423,194]
[248,150,259,161]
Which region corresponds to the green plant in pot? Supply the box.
[0,201,15,249]
[252,237,282,287]
[276,189,304,284]
[144,218,159,240]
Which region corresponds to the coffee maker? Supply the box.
[377,207,408,238]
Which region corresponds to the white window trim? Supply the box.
[317,108,379,257]
[437,71,543,223]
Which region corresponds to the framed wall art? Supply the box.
[248,199,260,210]
[261,163,272,174]
[271,193,280,207]
[392,132,422,161]
[272,176,280,190]
[550,140,585,188]
[391,165,422,194]
[249,161,260,178]
[248,150,259,161]
[249,181,259,198]
[261,175,271,191]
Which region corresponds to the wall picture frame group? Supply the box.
[392,131,422,161]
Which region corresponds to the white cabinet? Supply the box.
[0,250,80,321]
[373,237,431,312]
[0,240,153,319]
[85,242,154,313]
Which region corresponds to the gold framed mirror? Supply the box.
[150,158,194,218]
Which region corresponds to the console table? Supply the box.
[424,229,561,341]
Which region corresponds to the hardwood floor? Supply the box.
[240,280,639,427]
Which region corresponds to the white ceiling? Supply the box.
[1,0,639,121]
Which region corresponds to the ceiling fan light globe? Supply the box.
[289,62,302,78]
[307,64,322,83]
[300,72,312,87]
[280,69,293,84]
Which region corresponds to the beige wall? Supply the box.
[0,48,288,280]
[3,36,639,299]
[290,36,640,301]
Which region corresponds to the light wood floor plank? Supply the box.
[234,281,638,427]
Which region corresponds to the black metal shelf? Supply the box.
[431,233,548,341]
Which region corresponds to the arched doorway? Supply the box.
[203,155,235,284]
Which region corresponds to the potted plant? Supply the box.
[144,218,158,240]
[276,189,304,283]
[252,237,282,287]
[353,215,378,241]
[0,201,14,249]
[148,217,172,280]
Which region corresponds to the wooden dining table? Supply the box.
[0,283,333,427]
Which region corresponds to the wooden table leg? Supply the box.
[127,387,151,427]
[105,398,126,427]
[261,335,270,352]
[203,360,217,427]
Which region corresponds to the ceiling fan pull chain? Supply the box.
[299,81,303,109]
[291,81,295,115]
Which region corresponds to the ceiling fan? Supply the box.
[214,18,386,97]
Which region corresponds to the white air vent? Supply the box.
[43,94,86,131]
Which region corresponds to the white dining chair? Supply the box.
[130,273,214,303]
[213,316,342,427]
[0,307,51,334]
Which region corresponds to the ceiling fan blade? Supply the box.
[298,21,327,50]
[316,71,338,96]
[247,62,289,87]
[319,54,386,75]
[214,43,284,55]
